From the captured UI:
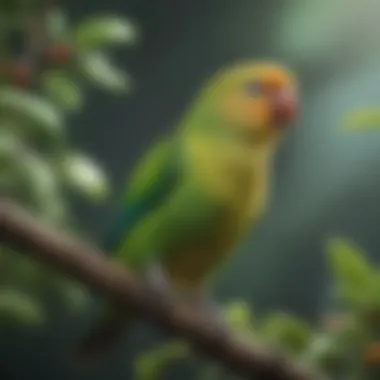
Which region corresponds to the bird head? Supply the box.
[197,61,299,145]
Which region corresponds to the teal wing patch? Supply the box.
[103,137,180,254]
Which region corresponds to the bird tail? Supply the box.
[74,308,136,365]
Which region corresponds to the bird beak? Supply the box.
[272,87,298,127]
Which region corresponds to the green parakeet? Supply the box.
[75,61,299,362]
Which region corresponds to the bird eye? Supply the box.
[244,81,261,97]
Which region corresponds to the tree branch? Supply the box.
[0,198,327,380]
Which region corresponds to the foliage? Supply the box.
[131,240,380,380]
[324,238,380,378]
[132,302,309,380]
[325,238,376,310]
[0,2,136,327]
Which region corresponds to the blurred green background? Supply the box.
[1,0,380,379]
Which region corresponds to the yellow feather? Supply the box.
[165,133,274,289]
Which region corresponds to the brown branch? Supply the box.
[0,198,327,380]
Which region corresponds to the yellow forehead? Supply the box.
[216,61,296,88]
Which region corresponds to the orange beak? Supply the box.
[272,87,298,126]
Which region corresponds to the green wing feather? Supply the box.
[103,135,181,262]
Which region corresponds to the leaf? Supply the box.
[325,238,375,302]
[134,341,190,380]
[0,87,64,138]
[19,150,66,222]
[260,312,311,354]
[73,15,137,50]
[303,332,346,373]
[0,289,45,326]
[341,108,380,131]
[78,51,132,93]
[45,8,69,40]
[41,70,83,110]
[0,137,67,223]
[60,151,109,201]
[0,127,22,161]
[222,300,254,332]
[0,130,63,212]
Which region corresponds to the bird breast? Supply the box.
[186,135,271,223]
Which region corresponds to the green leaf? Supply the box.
[41,70,83,111]
[0,87,64,138]
[222,300,254,332]
[0,130,62,208]
[78,51,132,93]
[303,332,346,373]
[0,289,45,326]
[20,151,66,222]
[73,15,137,50]
[134,341,190,380]
[325,238,375,304]
[260,312,311,354]
[0,127,22,161]
[341,108,380,130]
[45,8,69,40]
[60,151,109,201]
[1,140,67,223]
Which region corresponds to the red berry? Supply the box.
[10,62,32,87]
[45,43,72,66]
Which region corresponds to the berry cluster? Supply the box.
[2,42,72,87]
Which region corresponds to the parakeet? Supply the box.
[75,60,299,362]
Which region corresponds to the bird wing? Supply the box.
[103,135,181,258]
